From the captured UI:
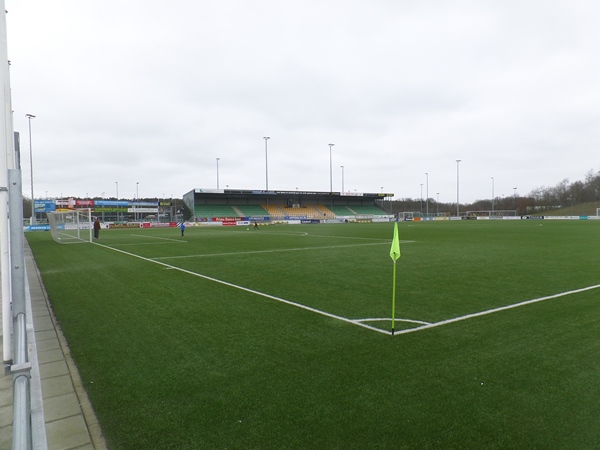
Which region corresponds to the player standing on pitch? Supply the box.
[93,217,101,239]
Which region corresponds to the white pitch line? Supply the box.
[93,242,390,335]
[392,283,600,335]
[269,231,416,244]
[355,317,431,325]
[110,242,187,247]
[130,234,186,243]
[152,242,395,260]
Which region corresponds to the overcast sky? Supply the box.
[5,0,600,203]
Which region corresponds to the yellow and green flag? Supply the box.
[390,222,401,335]
[390,221,401,261]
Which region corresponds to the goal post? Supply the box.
[47,208,93,243]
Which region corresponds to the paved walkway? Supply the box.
[1,241,107,450]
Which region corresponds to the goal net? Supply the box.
[47,209,93,244]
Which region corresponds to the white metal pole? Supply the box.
[26,114,35,225]
[456,160,461,217]
[328,144,334,192]
[425,172,429,217]
[263,137,270,190]
[0,0,12,363]
[491,177,495,216]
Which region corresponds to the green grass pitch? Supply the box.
[26,220,600,449]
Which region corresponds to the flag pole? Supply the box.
[389,221,401,336]
[391,260,397,335]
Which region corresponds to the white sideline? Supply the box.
[94,243,390,335]
[153,242,391,260]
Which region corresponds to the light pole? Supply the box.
[456,159,461,217]
[436,192,440,215]
[491,177,495,216]
[340,165,344,193]
[263,137,270,190]
[328,144,335,192]
[136,181,139,221]
[216,157,220,189]
[116,182,119,222]
[513,187,518,210]
[425,172,429,217]
[26,114,36,224]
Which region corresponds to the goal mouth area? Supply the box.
[47,209,93,244]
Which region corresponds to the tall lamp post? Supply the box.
[425,172,429,217]
[26,114,36,224]
[216,157,220,189]
[436,192,440,215]
[328,143,335,192]
[456,159,461,217]
[491,177,495,216]
[115,181,119,222]
[263,137,270,190]
[513,187,518,211]
[340,165,344,193]
[136,181,139,221]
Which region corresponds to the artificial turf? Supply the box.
[26,220,600,448]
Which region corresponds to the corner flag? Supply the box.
[390,222,401,261]
[390,222,401,335]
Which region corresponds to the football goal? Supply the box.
[47,209,93,243]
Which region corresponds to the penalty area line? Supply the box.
[93,242,390,335]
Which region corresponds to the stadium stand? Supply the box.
[192,203,386,220]
[194,205,239,219]
[347,205,387,215]
[263,204,286,217]
[236,205,269,217]
[329,205,356,216]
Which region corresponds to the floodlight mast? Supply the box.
[491,177,495,215]
[456,160,461,217]
[264,137,270,191]
[1,7,13,364]
[26,114,35,224]
[425,172,429,216]
[328,143,334,192]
